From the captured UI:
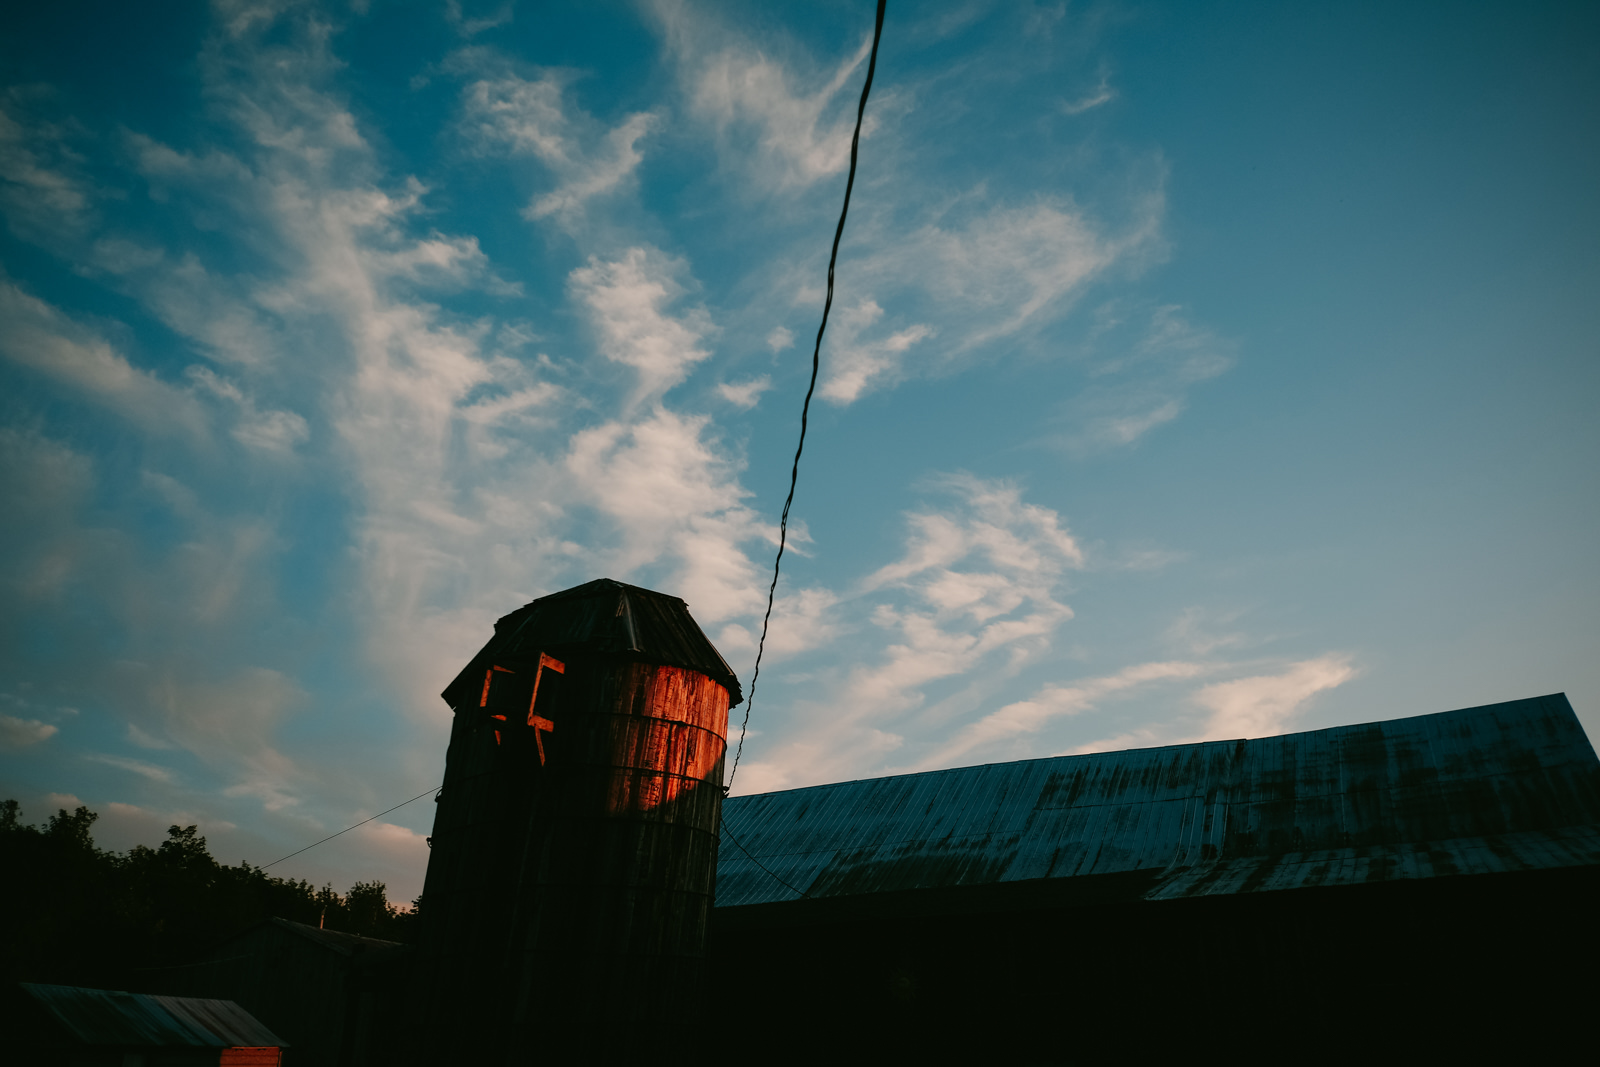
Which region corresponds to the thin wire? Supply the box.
[257,784,440,872]
[719,816,810,900]
[727,0,887,793]
[254,710,560,874]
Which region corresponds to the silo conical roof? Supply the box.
[441,578,742,709]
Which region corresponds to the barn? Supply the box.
[710,693,1600,1060]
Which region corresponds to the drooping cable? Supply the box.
[726,0,887,794]
[252,753,549,873]
[257,784,440,872]
[719,816,810,900]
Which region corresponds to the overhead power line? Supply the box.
[719,817,811,900]
[256,784,440,872]
[727,0,888,794]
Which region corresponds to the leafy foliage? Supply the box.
[0,800,419,988]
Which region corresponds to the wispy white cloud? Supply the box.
[342,818,431,885]
[890,198,1142,342]
[866,473,1085,590]
[142,664,306,811]
[211,0,304,41]
[127,723,176,750]
[445,0,514,39]
[187,366,310,455]
[1166,607,1248,656]
[566,406,765,623]
[858,476,1083,687]
[921,659,1209,769]
[815,195,1161,405]
[1066,654,1359,754]
[568,247,714,404]
[0,714,58,749]
[88,234,289,370]
[715,586,841,661]
[0,427,102,601]
[85,753,177,784]
[1105,545,1188,572]
[0,90,96,243]
[1058,304,1233,452]
[913,1,993,42]
[717,376,771,409]
[1193,655,1357,739]
[1061,69,1116,115]
[1,420,317,813]
[819,299,934,404]
[653,0,878,191]
[737,473,1084,792]
[107,11,568,743]
[233,408,311,454]
[0,282,209,438]
[457,364,561,431]
[457,61,656,228]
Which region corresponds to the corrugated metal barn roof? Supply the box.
[441,578,742,709]
[20,983,286,1049]
[716,693,1600,907]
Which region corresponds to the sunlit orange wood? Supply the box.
[530,714,555,765]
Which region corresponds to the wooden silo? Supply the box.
[412,579,740,1060]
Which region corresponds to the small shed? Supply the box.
[157,918,408,1067]
[15,982,286,1066]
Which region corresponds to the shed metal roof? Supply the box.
[441,578,741,709]
[716,693,1600,908]
[21,983,286,1049]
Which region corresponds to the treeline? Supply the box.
[0,799,417,990]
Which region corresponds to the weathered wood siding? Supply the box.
[414,581,734,1061]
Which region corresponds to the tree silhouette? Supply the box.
[0,799,418,988]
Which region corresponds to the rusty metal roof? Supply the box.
[716,693,1600,908]
[20,983,286,1049]
[442,578,741,709]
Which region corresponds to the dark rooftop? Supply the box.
[219,916,402,957]
[716,693,1600,909]
[20,983,286,1050]
[441,578,742,709]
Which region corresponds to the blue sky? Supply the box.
[1,0,1595,902]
